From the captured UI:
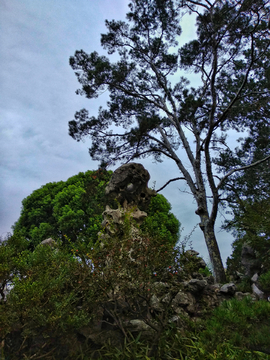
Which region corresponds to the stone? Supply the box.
[40,238,56,247]
[150,294,163,311]
[128,319,151,332]
[197,258,207,269]
[219,283,236,295]
[187,279,207,293]
[105,163,156,210]
[251,283,264,300]
[241,244,261,277]
[185,250,199,257]
[206,276,215,285]
[161,293,171,304]
[172,291,195,308]
[251,273,259,283]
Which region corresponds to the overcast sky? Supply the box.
[0,0,235,264]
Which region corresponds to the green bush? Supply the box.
[141,194,180,246]
[2,230,270,359]
[12,169,113,247]
[259,270,270,293]
[200,296,270,356]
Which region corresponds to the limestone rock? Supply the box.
[40,238,56,247]
[128,319,151,332]
[187,279,208,293]
[251,283,264,300]
[241,244,261,277]
[105,163,156,210]
[150,294,163,311]
[251,273,259,283]
[185,250,199,257]
[219,283,236,295]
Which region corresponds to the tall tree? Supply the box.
[217,123,270,274]
[69,0,270,282]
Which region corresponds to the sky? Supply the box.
[0,0,235,264]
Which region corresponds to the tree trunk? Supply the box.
[199,215,226,283]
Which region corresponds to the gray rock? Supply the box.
[219,283,236,295]
[40,238,56,247]
[251,283,264,300]
[241,244,261,277]
[172,291,195,308]
[105,163,156,210]
[150,294,163,311]
[185,250,199,257]
[187,279,207,293]
[251,273,259,283]
[161,293,171,304]
[198,258,207,269]
[129,319,151,331]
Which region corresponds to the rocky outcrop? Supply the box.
[241,243,261,277]
[99,163,155,241]
[105,163,156,210]
[39,237,56,247]
[75,271,255,353]
[100,205,147,239]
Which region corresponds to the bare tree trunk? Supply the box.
[198,213,226,283]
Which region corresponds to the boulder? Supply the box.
[251,283,264,300]
[105,163,156,210]
[40,238,56,247]
[187,279,208,293]
[128,319,152,332]
[241,244,261,277]
[251,273,259,283]
[219,283,236,295]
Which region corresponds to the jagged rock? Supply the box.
[219,283,236,295]
[206,276,215,285]
[185,250,199,256]
[40,238,56,247]
[152,282,170,293]
[100,205,147,239]
[169,315,184,326]
[252,283,264,300]
[172,290,195,308]
[128,319,151,332]
[105,163,156,210]
[241,244,261,277]
[161,293,171,304]
[150,294,163,311]
[184,250,207,271]
[198,258,207,269]
[236,271,245,280]
[191,272,204,280]
[187,279,208,293]
[251,273,259,283]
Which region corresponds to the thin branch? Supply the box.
[156,177,186,192]
[217,155,270,190]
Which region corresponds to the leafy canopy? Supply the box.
[12,169,113,247]
[12,169,180,249]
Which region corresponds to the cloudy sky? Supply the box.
[0,0,234,263]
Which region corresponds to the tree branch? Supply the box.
[156,177,186,192]
[217,155,270,190]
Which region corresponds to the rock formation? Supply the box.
[105,163,156,210]
[100,163,155,240]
